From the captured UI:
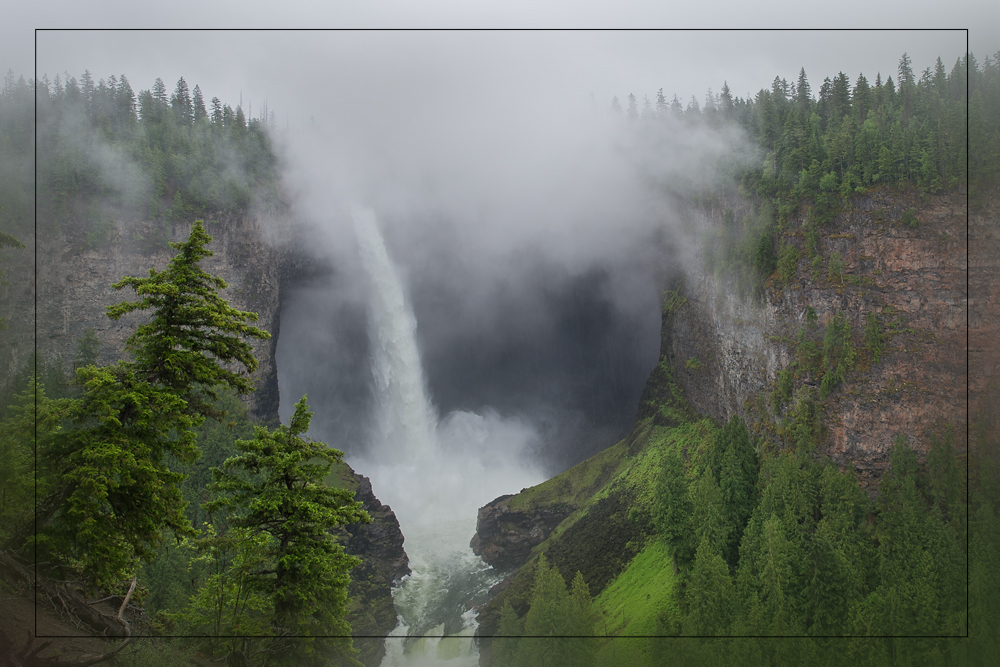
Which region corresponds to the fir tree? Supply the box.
[205,395,370,665]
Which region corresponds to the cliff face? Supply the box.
[671,190,970,488]
[336,470,411,667]
[1,215,286,420]
[470,494,576,572]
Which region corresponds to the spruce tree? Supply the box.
[192,84,207,122]
[106,220,269,419]
[205,396,370,665]
[654,447,695,571]
[172,76,192,125]
[12,221,270,591]
[685,536,737,636]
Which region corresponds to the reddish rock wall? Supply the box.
[672,190,976,490]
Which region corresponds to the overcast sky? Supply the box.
[19,30,976,128]
[2,2,995,121]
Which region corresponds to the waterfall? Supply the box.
[352,206,437,463]
[350,207,543,666]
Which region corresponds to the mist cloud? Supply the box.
[272,33,755,473]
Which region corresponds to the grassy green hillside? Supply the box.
[477,271,987,667]
[476,290,719,639]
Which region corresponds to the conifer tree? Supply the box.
[690,467,729,557]
[172,76,193,125]
[106,220,269,419]
[626,93,639,121]
[11,221,270,591]
[654,447,695,571]
[796,67,812,112]
[205,396,370,665]
[152,76,168,105]
[192,84,207,122]
[494,602,523,666]
[685,536,737,636]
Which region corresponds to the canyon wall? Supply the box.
[671,190,971,488]
[1,214,287,420]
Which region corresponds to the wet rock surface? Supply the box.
[343,473,411,586]
[470,494,576,572]
[338,471,410,667]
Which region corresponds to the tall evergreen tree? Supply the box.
[627,93,639,121]
[9,221,271,591]
[192,84,207,122]
[685,537,737,636]
[654,448,695,571]
[205,396,370,665]
[172,76,193,125]
[210,96,223,124]
[151,76,168,105]
[796,67,812,112]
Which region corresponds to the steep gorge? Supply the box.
[470,188,985,652]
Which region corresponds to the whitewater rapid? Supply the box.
[350,207,543,666]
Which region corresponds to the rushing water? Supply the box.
[350,208,543,666]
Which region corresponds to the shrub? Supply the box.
[827,251,844,283]
[772,367,795,412]
[777,242,799,285]
[864,312,885,364]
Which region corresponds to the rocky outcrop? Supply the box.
[343,474,411,586]
[336,469,409,667]
[670,190,971,489]
[470,494,576,572]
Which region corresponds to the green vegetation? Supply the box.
[0,73,33,240]
[19,221,271,592]
[0,69,281,253]
[482,310,975,665]
[864,312,886,364]
[819,311,856,398]
[826,250,844,283]
[495,555,596,667]
[771,367,794,412]
[180,396,369,665]
[777,240,800,285]
[0,229,25,330]
[683,51,999,297]
[0,223,366,665]
[593,540,679,638]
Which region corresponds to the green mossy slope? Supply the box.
[476,290,719,640]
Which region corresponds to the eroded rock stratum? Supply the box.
[671,191,974,489]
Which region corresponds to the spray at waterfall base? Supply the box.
[350,207,543,661]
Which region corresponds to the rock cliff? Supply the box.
[670,190,970,489]
[1,215,286,420]
[335,469,410,667]
[470,494,576,572]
